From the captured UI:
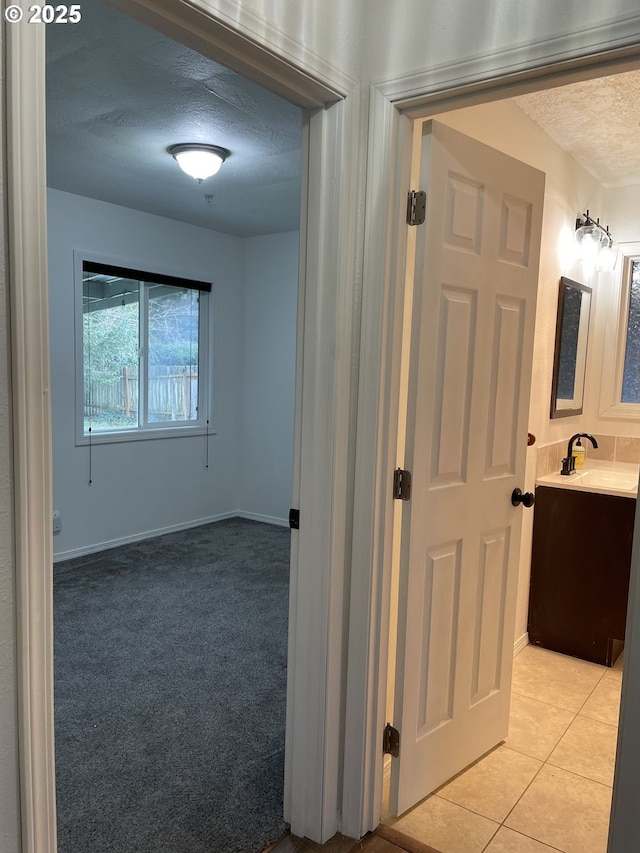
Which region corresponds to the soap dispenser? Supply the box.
[572,437,586,468]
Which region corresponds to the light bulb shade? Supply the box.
[575,223,603,259]
[169,144,230,181]
[574,213,618,275]
[597,239,618,272]
[575,223,610,272]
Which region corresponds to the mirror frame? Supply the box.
[550,276,592,419]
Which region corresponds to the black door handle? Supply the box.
[511,488,535,508]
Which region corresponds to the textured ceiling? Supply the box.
[46,2,638,238]
[513,70,640,188]
[46,0,302,237]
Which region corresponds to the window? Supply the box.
[621,257,640,404]
[599,244,640,419]
[78,259,211,441]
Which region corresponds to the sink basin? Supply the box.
[576,469,638,492]
[537,459,639,499]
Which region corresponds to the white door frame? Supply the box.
[343,36,640,842]
[6,2,361,849]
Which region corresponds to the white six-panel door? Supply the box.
[389,121,545,816]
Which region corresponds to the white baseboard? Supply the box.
[235,511,289,528]
[514,633,529,657]
[53,511,246,562]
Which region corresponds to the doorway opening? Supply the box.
[383,66,639,853]
[47,2,301,850]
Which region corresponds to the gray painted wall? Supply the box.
[48,189,297,558]
[241,232,298,524]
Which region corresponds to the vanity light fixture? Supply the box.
[168,143,230,182]
[575,211,618,272]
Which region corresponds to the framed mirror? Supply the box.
[550,277,592,418]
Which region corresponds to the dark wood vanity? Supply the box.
[528,485,636,666]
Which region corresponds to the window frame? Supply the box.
[74,252,213,445]
[598,241,640,420]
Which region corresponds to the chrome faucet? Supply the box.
[560,433,599,475]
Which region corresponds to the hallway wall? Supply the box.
[157,0,640,85]
[0,27,20,848]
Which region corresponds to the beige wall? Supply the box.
[606,185,640,244]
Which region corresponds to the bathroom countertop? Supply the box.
[537,458,639,499]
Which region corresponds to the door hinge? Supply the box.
[289,508,300,530]
[393,468,412,501]
[407,190,426,226]
[383,723,400,757]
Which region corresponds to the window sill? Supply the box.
[598,402,640,421]
[75,424,217,446]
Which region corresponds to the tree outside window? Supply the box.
[81,261,209,437]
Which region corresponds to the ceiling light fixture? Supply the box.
[574,211,618,272]
[168,143,230,182]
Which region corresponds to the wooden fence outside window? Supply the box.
[85,365,198,423]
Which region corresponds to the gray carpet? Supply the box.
[54,517,290,853]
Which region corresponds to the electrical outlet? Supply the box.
[53,510,62,535]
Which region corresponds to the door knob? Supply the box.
[511,488,535,508]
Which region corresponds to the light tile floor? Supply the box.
[383,644,623,853]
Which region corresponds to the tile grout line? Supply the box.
[510,685,600,716]
[477,818,501,853]
[499,753,548,828]
[478,821,567,853]
[498,659,619,851]
[486,662,613,849]
[435,721,602,846]
[543,758,615,790]
[544,686,619,788]
[574,667,616,718]
[498,704,612,849]
[434,744,548,847]
[389,649,621,853]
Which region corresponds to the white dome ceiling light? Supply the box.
[168,144,230,182]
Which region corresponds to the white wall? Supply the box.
[362,0,640,83]
[176,0,640,85]
[48,189,297,558]
[240,232,298,524]
[606,186,640,245]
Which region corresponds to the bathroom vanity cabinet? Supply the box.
[528,485,636,666]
